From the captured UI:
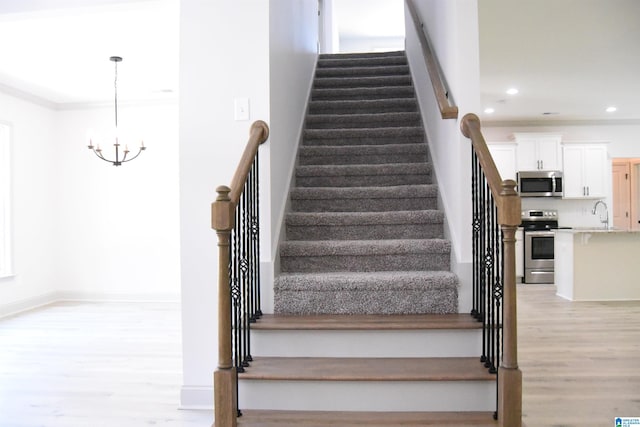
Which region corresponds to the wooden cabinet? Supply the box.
[514,133,562,171]
[487,143,517,181]
[562,144,608,198]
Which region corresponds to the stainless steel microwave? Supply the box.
[517,170,563,197]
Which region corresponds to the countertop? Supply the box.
[553,227,640,233]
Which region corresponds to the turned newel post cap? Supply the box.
[212,185,234,231]
[500,180,518,197]
[216,185,231,201]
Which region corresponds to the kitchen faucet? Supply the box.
[592,200,609,229]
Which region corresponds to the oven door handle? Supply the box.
[525,230,555,237]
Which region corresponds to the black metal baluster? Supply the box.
[471,151,480,319]
[243,183,252,368]
[252,156,262,318]
[480,172,489,366]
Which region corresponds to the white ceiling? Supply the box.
[479,0,640,123]
[0,0,638,124]
[0,0,178,108]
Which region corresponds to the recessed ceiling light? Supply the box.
[542,112,559,115]
[484,107,495,114]
[606,106,617,113]
[506,88,519,95]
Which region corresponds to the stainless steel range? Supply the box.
[521,209,558,284]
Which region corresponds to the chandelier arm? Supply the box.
[90,148,114,163]
[121,146,147,163]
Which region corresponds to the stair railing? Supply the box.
[461,113,522,427]
[405,0,458,119]
[211,120,269,427]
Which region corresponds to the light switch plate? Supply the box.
[234,98,250,121]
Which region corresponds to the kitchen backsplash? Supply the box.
[520,197,607,228]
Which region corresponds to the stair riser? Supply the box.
[318,57,407,68]
[315,65,410,78]
[280,253,450,273]
[320,51,405,60]
[299,152,427,165]
[291,197,437,212]
[314,76,412,89]
[308,101,417,115]
[312,87,416,101]
[274,288,457,315]
[286,223,443,240]
[295,174,431,188]
[304,135,424,146]
[251,329,480,357]
[239,381,496,412]
[306,114,421,129]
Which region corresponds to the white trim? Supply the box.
[0,291,60,319]
[179,385,214,410]
[0,291,180,319]
[0,122,12,278]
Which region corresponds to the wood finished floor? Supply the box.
[0,284,639,426]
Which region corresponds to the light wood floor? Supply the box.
[0,301,212,427]
[0,285,639,427]
[518,284,640,427]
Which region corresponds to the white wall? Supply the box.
[266,0,319,311]
[179,0,317,409]
[405,0,480,312]
[54,103,180,299]
[179,0,271,409]
[0,92,57,316]
[339,36,404,53]
[482,123,640,158]
[0,91,181,318]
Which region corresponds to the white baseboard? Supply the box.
[0,290,180,319]
[0,291,60,319]
[55,290,180,303]
[179,385,214,410]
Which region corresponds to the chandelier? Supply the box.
[87,56,146,166]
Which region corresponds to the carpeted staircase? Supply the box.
[274,50,458,315]
[235,52,497,426]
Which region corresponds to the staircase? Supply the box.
[233,51,498,426]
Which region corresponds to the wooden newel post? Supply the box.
[211,185,237,427]
[498,179,522,427]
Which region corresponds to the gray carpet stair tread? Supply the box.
[275,271,457,291]
[280,239,450,257]
[315,65,410,77]
[296,163,431,177]
[312,86,416,101]
[285,210,443,226]
[313,75,412,88]
[304,126,423,140]
[290,184,438,200]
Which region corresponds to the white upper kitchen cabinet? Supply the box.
[487,142,517,181]
[562,143,608,198]
[514,133,563,171]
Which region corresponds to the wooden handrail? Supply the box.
[460,114,520,225]
[405,0,458,120]
[461,113,522,427]
[229,120,270,206]
[212,120,269,427]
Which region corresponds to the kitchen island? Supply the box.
[554,228,640,301]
